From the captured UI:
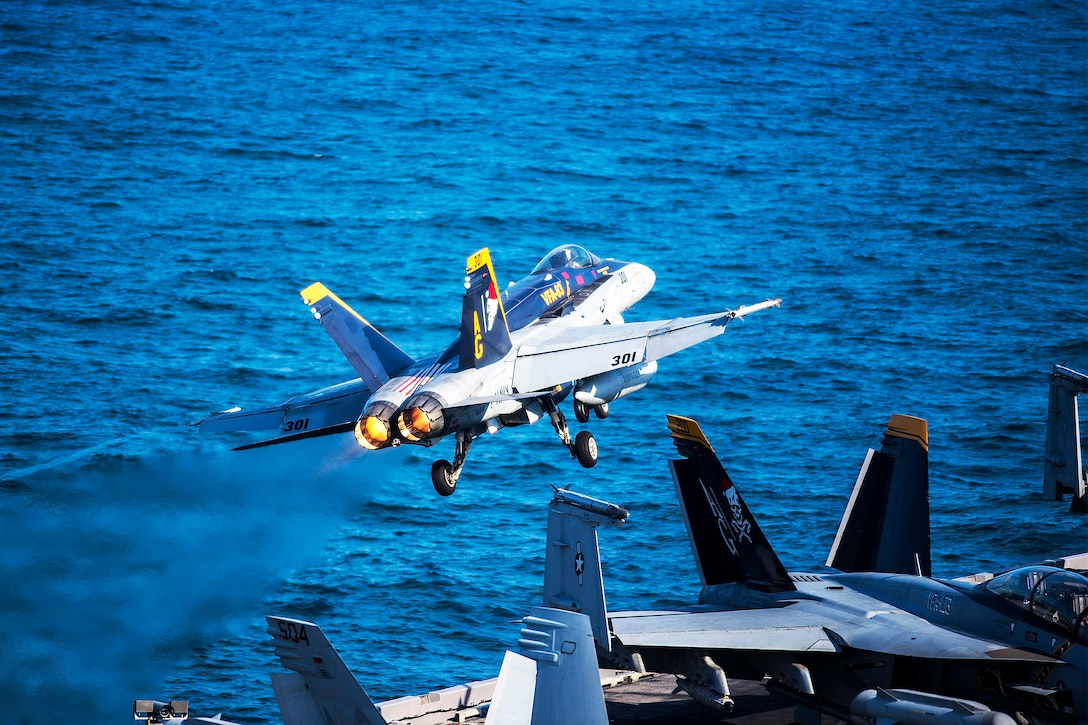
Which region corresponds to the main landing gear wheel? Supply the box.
[573,399,591,423]
[594,402,609,419]
[430,430,473,497]
[431,460,457,497]
[574,430,598,468]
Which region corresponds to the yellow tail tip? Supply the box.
[667,414,714,450]
[300,282,331,305]
[887,414,928,451]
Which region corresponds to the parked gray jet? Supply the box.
[543,415,1088,725]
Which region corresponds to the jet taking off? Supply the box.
[544,415,1088,725]
[198,245,779,495]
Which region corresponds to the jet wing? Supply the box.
[511,299,780,394]
[610,608,839,653]
[196,378,370,445]
[610,603,1061,662]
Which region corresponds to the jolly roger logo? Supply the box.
[724,484,753,544]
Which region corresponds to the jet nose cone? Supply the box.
[626,263,656,298]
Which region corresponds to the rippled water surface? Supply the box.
[2,0,1086,722]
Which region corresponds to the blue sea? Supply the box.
[2,0,1085,722]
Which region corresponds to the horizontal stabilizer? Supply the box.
[197,404,291,433]
[826,414,931,576]
[667,415,794,592]
[301,282,415,390]
[267,615,387,725]
[233,421,355,451]
[196,379,371,440]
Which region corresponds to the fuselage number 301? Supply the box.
[283,418,310,433]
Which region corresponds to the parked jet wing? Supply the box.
[609,602,1062,662]
[511,299,780,393]
[609,607,838,653]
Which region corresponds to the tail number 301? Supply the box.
[611,351,638,367]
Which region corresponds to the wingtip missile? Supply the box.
[550,487,629,523]
[729,296,782,320]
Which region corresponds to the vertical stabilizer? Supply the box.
[826,414,931,576]
[542,488,628,650]
[485,607,607,725]
[485,651,536,725]
[1044,364,1088,513]
[266,615,387,725]
[460,248,512,369]
[300,283,415,391]
[667,415,794,592]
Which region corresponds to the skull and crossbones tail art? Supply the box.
[724,481,753,544]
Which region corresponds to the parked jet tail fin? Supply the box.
[827,414,931,576]
[542,488,629,651]
[459,248,512,370]
[300,283,415,391]
[486,607,608,725]
[667,415,795,592]
[266,615,387,725]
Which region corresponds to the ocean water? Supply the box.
[1,0,1086,722]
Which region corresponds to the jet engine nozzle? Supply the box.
[397,393,447,441]
[354,401,399,450]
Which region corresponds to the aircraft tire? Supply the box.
[574,430,598,468]
[573,399,591,423]
[593,402,609,419]
[431,460,457,497]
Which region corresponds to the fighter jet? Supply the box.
[197,245,779,495]
[542,415,1088,725]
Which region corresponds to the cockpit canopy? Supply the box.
[531,244,602,275]
[982,565,1088,641]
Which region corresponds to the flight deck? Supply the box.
[374,669,826,725]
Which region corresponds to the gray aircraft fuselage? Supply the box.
[674,569,1086,722]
